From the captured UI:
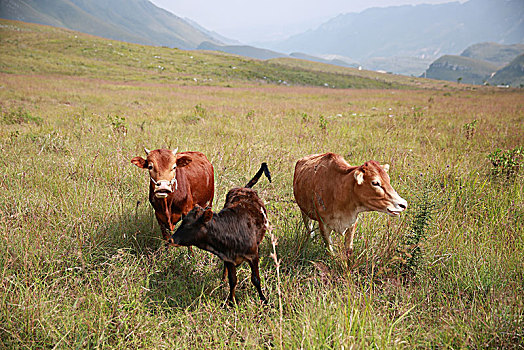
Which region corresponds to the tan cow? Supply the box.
[131,148,214,241]
[293,152,407,254]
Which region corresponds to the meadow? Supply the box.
[1,20,523,349]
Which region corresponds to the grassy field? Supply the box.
[1,19,523,349]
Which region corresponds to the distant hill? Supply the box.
[361,56,434,76]
[489,54,524,87]
[424,55,498,85]
[193,41,359,68]
[196,42,361,69]
[460,42,524,66]
[0,0,221,49]
[266,0,524,64]
[423,42,524,86]
[289,52,358,68]
[197,41,288,60]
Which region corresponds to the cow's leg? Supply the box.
[225,262,237,306]
[179,205,196,255]
[154,212,172,241]
[318,220,334,254]
[301,210,316,238]
[221,263,228,281]
[344,219,358,259]
[160,225,171,241]
[248,256,266,303]
[344,219,358,253]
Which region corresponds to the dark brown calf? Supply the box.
[170,163,271,305]
[131,148,214,241]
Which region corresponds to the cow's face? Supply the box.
[131,148,192,198]
[169,205,213,246]
[353,161,407,216]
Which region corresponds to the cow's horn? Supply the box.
[144,147,151,155]
[172,147,178,156]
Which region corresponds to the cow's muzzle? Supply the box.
[386,196,408,216]
[150,176,178,198]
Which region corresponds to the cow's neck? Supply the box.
[187,220,231,261]
[334,170,364,222]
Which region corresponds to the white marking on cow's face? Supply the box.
[354,170,364,185]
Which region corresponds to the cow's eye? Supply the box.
[372,181,380,187]
[148,164,153,170]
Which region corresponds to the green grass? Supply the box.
[1,19,523,349]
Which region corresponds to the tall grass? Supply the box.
[0,19,523,349]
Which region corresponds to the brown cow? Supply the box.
[293,153,407,254]
[131,148,214,241]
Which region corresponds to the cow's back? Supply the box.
[293,153,354,220]
[178,151,214,207]
[224,187,267,244]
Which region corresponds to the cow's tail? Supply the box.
[245,163,271,188]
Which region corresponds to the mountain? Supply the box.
[489,54,524,87]
[460,42,524,66]
[0,0,221,49]
[184,17,240,46]
[266,0,524,63]
[424,55,498,84]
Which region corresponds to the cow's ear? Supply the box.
[131,156,147,169]
[382,164,390,173]
[202,209,213,223]
[354,168,364,185]
[176,155,192,168]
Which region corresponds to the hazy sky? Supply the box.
[150,0,464,43]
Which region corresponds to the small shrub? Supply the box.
[194,103,206,119]
[29,130,70,153]
[181,114,200,124]
[463,119,478,140]
[301,112,310,123]
[2,107,42,125]
[108,114,127,135]
[318,115,327,131]
[412,107,424,123]
[182,104,207,124]
[246,110,255,120]
[487,146,523,179]
[398,185,439,276]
